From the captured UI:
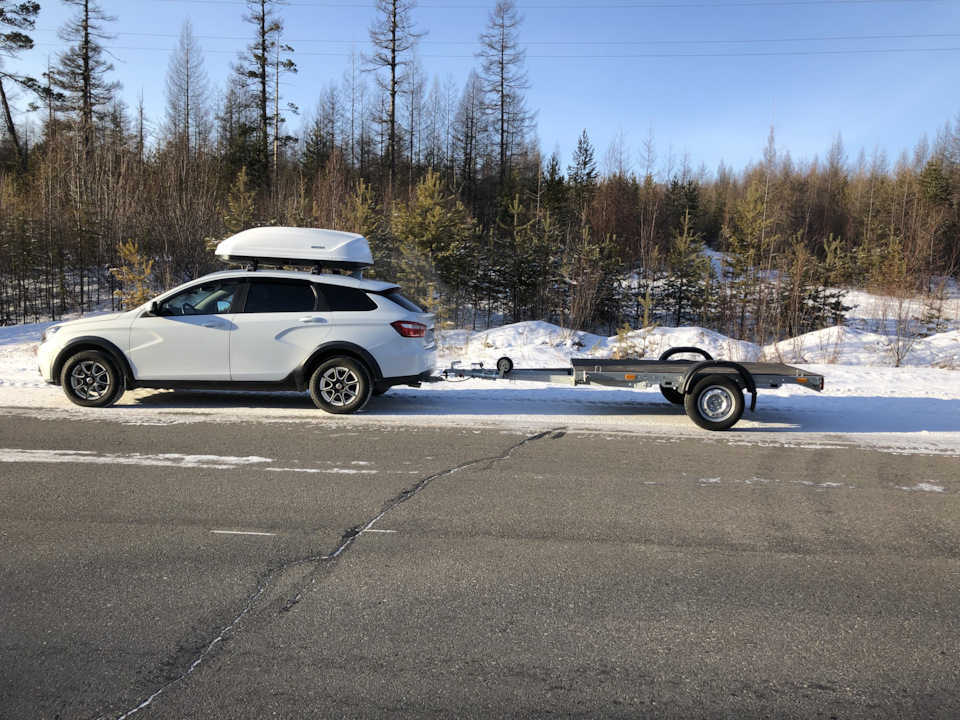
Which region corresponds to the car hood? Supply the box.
[57,310,137,329]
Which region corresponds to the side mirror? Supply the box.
[144,301,160,317]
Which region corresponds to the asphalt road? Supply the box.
[2,408,959,719]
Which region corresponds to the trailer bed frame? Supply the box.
[442,347,824,431]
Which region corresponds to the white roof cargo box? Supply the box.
[215,227,374,271]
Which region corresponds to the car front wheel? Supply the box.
[309,357,372,414]
[60,350,125,407]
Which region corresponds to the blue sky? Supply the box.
[12,0,960,176]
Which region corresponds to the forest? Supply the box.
[1,0,959,346]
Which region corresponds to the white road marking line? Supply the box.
[363,529,397,533]
[0,448,272,469]
[210,530,277,536]
[264,467,377,474]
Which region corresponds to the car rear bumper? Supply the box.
[376,368,436,390]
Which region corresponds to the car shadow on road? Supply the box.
[127,388,318,410]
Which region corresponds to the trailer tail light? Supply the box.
[391,320,427,338]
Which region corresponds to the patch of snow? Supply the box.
[897,483,948,493]
[3,311,960,457]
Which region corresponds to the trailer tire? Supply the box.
[684,374,744,431]
[659,385,684,405]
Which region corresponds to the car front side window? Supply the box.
[157,280,240,316]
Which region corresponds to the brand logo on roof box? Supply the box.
[311,245,327,249]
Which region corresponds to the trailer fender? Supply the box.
[658,346,714,362]
[681,361,758,412]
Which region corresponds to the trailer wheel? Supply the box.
[659,385,684,405]
[496,356,513,375]
[684,374,744,431]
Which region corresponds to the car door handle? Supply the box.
[202,321,226,328]
[299,317,327,324]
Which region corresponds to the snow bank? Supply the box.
[3,315,959,456]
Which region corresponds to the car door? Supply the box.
[229,278,333,381]
[127,279,239,381]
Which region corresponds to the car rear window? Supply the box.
[319,284,378,312]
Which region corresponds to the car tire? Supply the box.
[309,356,373,414]
[60,350,125,408]
[684,374,744,431]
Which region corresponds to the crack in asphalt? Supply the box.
[110,427,563,719]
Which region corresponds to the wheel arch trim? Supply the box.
[295,342,384,389]
[54,337,136,389]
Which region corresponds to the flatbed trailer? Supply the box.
[442,347,824,431]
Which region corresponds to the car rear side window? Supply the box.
[319,283,378,312]
[242,280,317,313]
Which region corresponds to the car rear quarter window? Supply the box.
[319,283,378,312]
[242,280,317,313]
[377,289,423,313]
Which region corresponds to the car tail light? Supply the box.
[391,320,427,338]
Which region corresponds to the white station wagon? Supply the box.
[37,228,437,414]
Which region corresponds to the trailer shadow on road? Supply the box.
[121,385,960,437]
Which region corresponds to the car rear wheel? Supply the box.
[60,350,125,407]
[309,356,372,414]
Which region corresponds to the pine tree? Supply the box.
[476,0,532,193]
[163,18,212,154]
[49,0,120,145]
[392,169,478,323]
[0,0,45,171]
[365,0,426,185]
[452,70,487,207]
[541,149,568,228]
[723,180,778,339]
[567,129,597,226]
[664,210,711,327]
[231,0,297,188]
[343,179,399,281]
[110,240,154,309]
[223,167,258,235]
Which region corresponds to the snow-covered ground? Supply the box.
[3,301,960,458]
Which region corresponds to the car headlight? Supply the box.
[41,325,61,343]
